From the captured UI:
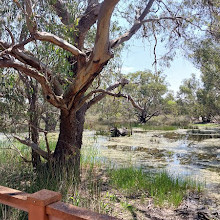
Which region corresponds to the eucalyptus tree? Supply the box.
[124,70,167,123]
[0,0,216,171]
[187,0,219,122]
[190,39,220,122]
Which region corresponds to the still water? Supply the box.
[82,129,220,200]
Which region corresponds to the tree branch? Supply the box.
[145,110,159,122]
[93,0,119,62]
[0,40,64,96]
[2,133,31,163]
[86,78,129,109]
[0,59,67,109]
[44,132,52,161]
[24,0,37,33]
[0,36,35,58]
[34,31,86,57]
[13,136,49,160]
[142,16,184,24]
[111,0,155,48]
[66,0,120,106]
[50,0,71,25]
[76,1,101,49]
[87,88,144,112]
[23,0,85,57]
[5,26,15,46]
[13,36,35,50]
[0,40,9,51]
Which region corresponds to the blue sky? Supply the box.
[121,39,201,94]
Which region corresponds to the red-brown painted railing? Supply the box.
[0,185,118,220]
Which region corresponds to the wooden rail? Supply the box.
[0,186,118,220]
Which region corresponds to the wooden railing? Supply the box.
[0,185,118,220]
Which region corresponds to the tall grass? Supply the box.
[108,167,202,207]
[0,141,108,219]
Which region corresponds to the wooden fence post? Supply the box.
[27,189,62,220]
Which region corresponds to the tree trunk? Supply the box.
[29,87,41,168]
[53,104,87,178]
[139,110,147,123]
[44,111,57,131]
[30,122,41,168]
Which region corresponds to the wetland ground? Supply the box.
[0,126,220,219]
[82,127,220,219]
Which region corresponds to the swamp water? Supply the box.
[82,129,220,200]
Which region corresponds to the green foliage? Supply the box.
[0,143,103,219]
[193,39,220,120]
[125,70,167,105]
[178,37,220,121]
[132,123,178,131]
[141,125,177,131]
[0,72,27,132]
[177,73,201,119]
[95,129,110,136]
[0,133,205,219]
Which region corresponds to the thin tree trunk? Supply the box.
[19,74,41,168]
[29,87,41,168]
